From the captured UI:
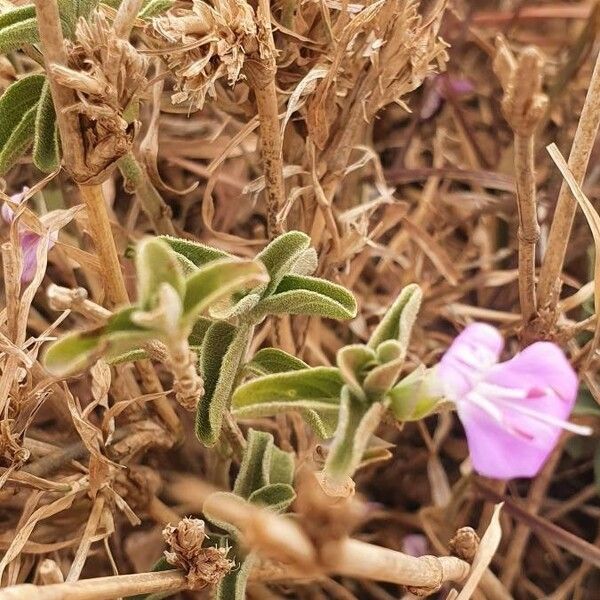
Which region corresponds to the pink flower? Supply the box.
[2,189,58,284]
[420,74,474,120]
[438,323,591,479]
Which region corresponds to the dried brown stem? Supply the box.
[514,133,539,322]
[79,184,129,307]
[244,0,285,238]
[537,49,600,311]
[112,0,144,39]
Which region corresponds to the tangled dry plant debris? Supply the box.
[0,0,599,599]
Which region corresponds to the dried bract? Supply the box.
[150,0,259,109]
[163,518,233,589]
[52,10,149,184]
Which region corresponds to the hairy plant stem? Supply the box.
[244,0,285,238]
[514,133,539,322]
[79,184,129,306]
[117,154,176,235]
[537,49,600,311]
[112,0,144,38]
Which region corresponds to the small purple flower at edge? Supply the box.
[2,189,57,284]
[437,323,591,480]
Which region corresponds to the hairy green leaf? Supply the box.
[233,429,272,499]
[160,235,231,267]
[0,17,38,53]
[336,344,376,399]
[33,80,60,173]
[254,274,357,321]
[248,483,296,512]
[0,103,35,175]
[139,0,174,18]
[256,230,311,297]
[183,259,268,324]
[324,390,385,480]
[233,367,343,408]
[244,347,309,376]
[368,283,422,350]
[136,238,185,308]
[197,322,251,446]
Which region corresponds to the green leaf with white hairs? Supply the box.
[182,259,268,325]
[233,429,273,499]
[252,274,357,321]
[336,344,376,400]
[159,235,232,267]
[367,283,422,350]
[197,322,251,446]
[136,238,185,309]
[138,0,174,18]
[244,347,309,376]
[256,230,311,297]
[0,4,36,30]
[0,17,38,53]
[388,367,446,421]
[363,340,405,399]
[248,483,296,512]
[233,400,339,439]
[43,308,153,376]
[0,74,44,147]
[0,103,36,175]
[33,81,60,173]
[233,367,343,408]
[324,390,386,481]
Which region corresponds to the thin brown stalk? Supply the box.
[79,184,129,306]
[537,49,600,310]
[514,133,539,321]
[244,0,285,238]
[0,570,187,600]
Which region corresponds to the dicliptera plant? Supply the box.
[43,231,357,446]
[232,284,439,491]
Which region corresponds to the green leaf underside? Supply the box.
[325,392,385,479]
[0,103,35,175]
[197,322,250,446]
[232,367,344,408]
[244,347,309,376]
[33,80,60,172]
[256,230,311,297]
[160,235,231,266]
[136,238,185,308]
[368,283,422,349]
[233,401,339,438]
[183,259,266,322]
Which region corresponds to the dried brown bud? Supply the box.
[449,526,480,563]
[163,518,233,590]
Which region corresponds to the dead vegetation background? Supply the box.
[0,0,599,599]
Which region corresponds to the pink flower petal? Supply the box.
[438,323,504,399]
[459,342,578,479]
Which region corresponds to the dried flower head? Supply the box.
[51,9,149,184]
[162,518,233,590]
[149,0,259,109]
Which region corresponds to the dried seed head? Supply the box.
[163,518,233,590]
[494,38,549,136]
[149,0,258,109]
[449,526,480,563]
[56,10,149,184]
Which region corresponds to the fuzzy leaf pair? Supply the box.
[43,239,267,377]
[161,231,357,324]
[204,430,295,600]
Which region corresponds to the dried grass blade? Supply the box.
[547,142,600,368]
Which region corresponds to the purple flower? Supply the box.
[420,74,474,120]
[2,189,57,284]
[438,323,591,479]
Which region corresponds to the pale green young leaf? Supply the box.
[183,259,268,324]
[159,235,232,267]
[269,444,295,486]
[367,283,422,350]
[248,483,296,512]
[244,347,309,376]
[136,238,185,308]
[197,323,251,446]
[233,429,272,499]
[336,344,376,399]
[139,0,174,18]
[33,80,60,173]
[256,230,311,297]
[388,367,445,421]
[324,390,385,480]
